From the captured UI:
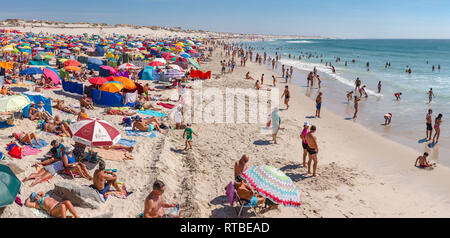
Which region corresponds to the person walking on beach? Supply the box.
[432,114,443,144]
[143,180,180,218]
[317,75,322,89]
[281,86,290,110]
[384,113,392,125]
[353,96,361,119]
[426,109,433,141]
[300,122,310,167]
[378,81,382,94]
[272,75,277,87]
[261,74,264,85]
[346,91,354,103]
[355,77,361,92]
[271,108,281,144]
[183,124,198,151]
[282,65,285,78]
[428,88,435,103]
[315,92,322,118]
[305,125,319,177]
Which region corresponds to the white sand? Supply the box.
[1,26,450,218]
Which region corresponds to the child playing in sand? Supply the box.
[183,124,198,151]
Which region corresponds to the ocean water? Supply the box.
[245,39,450,164]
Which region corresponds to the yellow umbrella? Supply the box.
[110,76,136,90]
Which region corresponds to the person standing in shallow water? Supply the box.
[428,88,435,104]
[353,96,361,119]
[426,109,433,141]
[378,81,382,94]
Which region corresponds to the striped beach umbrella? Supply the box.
[241,165,301,207]
[68,118,121,147]
[118,63,138,70]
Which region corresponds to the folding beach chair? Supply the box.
[225,181,259,217]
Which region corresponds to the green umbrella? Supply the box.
[0,164,21,207]
[0,95,31,113]
[187,58,200,70]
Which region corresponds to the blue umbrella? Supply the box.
[180,53,191,58]
[20,67,44,75]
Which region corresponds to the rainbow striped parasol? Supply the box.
[241,165,301,207]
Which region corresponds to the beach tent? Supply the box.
[92,89,123,107]
[138,66,159,81]
[22,93,53,117]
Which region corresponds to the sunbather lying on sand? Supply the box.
[93,159,124,196]
[23,160,64,187]
[53,99,77,115]
[42,118,67,136]
[80,95,94,109]
[143,180,180,218]
[132,115,162,133]
[107,108,136,116]
[11,132,40,145]
[25,191,79,218]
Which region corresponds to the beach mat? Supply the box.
[118,138,137,147]
[0,121,14,129]
[138,110,167,117]
[126,130,157,138]
[22,146,41,157]
[157,102,176,109]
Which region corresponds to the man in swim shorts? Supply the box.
[426,109,433,141]
[305,125,319,177]
[315,92,322,118]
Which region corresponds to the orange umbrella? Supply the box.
[99,81,124,93]
[64,59,81,67]
[65,66,82,71]
[109,76,136,90]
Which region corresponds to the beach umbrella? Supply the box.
[180,53,191,58]
[99,65,118,74]
[64,59,81,67]
[0,164,21,207]
[0,95,32,113]
[109,76,136,90]
[164,69,185,79]
[147,61,165,67]
[241,165,301,208]
[88,77,108,85]
[68,118,121,147]
[99,81,124,93]
[118,63,138,70]
[43,68,61,85]
[65,66,82,71]
[167,64,185,72]
[187,58,200,69]
[20,67,43,75]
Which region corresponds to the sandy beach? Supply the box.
[1,26,450,218]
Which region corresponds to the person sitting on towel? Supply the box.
[132,115,162,133]
[93,159,124,196]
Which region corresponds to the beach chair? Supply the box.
[225,181,259,217]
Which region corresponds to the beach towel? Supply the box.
[226,181,239,207]
[21,146,41,157]
[104,182,131,200]
[126,130,157,138]
[27,139,48,149]
[93,148,133,161]
[138,110,167,117]
[118,138,137,147]
[0,121,14,128]
[157,102,175,109]
[29,208,52,218]
[44,86,61,90]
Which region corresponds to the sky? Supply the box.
[1,0,450,38]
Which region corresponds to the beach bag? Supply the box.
[0,152,6,161]
[7,143,23,159]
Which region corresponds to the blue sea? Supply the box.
[245,39,450,163]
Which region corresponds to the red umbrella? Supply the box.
[68,118,121,146]
[99,65,118,75]
[88,77,108,85]
[64,59,81,67]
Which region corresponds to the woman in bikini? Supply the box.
[25,191,79,218]
[281,86,290,110]
[53,99,77,115]
[11,132,40,146]
[432,113,443,144]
